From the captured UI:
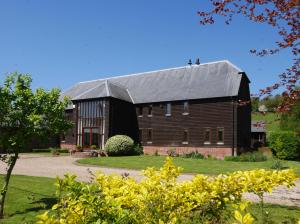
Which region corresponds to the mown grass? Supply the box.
[0,174,299,223]
[77,155,300,175]
[0,175,56,224]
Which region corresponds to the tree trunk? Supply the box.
[0,153,18,219]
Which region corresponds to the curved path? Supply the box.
[0,154,299,207]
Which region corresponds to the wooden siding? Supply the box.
[136,98,236,149]
[236,75,251,153]
[63,109,76,145]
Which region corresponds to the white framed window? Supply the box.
[165,103,171,116]
[183,101,189,115]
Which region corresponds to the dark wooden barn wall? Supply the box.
[236,75,251,152]
[63,109,77,145]
[108,98,139,142]
[136,98,236,148]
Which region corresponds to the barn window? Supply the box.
[147,129,153,143]
[217,128,224,144]
[204,128,211,144]
[138,106,143,117]
[148,105,153,116]
[183,101,189,115]
[165,103,171,116]
[182,129,189,144]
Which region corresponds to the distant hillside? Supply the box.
[252,112,281,133]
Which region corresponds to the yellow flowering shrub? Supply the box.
[37,157,297,224]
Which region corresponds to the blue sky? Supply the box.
[0,0,293,95]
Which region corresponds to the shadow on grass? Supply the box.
[8,196,57,217]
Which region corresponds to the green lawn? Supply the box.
[1,174,299,223]
[1,175,56,224]
[252,112,281,132]
[77,155,300,175]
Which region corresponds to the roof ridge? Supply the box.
[78,60,231,84]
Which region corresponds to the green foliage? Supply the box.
[268,131,300,160]
[280,100,300,133]
[104,135,134,156]
[260,95,283,112]
[32,148,69,153]
[37,158,297,224]
[90,145,97,149]
[225,151,267,162]
[182,151,205,159]
[270,158,287,171]
[0,73,72,153]
[251,97,259,112]
[133,144,143,155]
[0,73,73,218]
[50,148,60,156]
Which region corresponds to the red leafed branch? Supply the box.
[198,0,300,111]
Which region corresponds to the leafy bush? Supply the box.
[90,145,97,149]
[58,148,69,153]
[37,158,297,224]
[268,131,300,160]
[133,144,143,155]
[182,151,205,159]
[104,135,134,156]
[32,148,51,153]
[225,151,267,162]
[50,148,60,156]
[270,158,287,171]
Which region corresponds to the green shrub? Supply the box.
[58,148,69,153]
[90,145,97,149]
[268,131,300,160]
[32,148,51,153]
[133,144,143,155]
[105,135,134,156]
[50,148,60,156]
[182,151,205,159]
[224,151,267,162]
[270,158,288,171]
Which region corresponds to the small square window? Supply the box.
[183,101,189,115]
[217,128,224,144]
[147,129,153,143]
[165,103,171,116]
[204,128,211,144]
[138,106,143,116]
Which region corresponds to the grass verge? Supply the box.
[77,155,300,175]
[0,175,56,224]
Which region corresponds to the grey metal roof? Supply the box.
[62,60,247,104]
[251,121,266,133]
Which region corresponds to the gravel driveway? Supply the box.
[1,154,299,206]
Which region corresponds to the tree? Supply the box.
[260,94,283,111]
[251,96,260,112]
[198,0,299,109]
[0,73,72,218]
[280,99,300,133]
